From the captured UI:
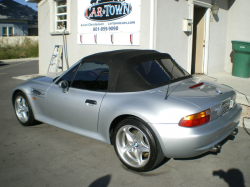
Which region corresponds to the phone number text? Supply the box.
[93,26,119,32]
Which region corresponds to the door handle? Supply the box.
[85,99,97,105]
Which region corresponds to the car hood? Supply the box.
[20,72,65,94]
[29,72,63,83]
[149,77,235,110]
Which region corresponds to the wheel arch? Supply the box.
[109,114,135,145]
[12,89,36,119]
[12,89,25,106]
[109,114,153,145]
[109,114,159,146]
[110,114,166,171]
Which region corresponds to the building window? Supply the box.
[2,27,14,36]
[55,0,67,31]
[9,27,14,36]
[3,27,7,36]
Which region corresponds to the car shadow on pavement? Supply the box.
[121,157,171,175]
[89,175,111,187]
[213,168,245,187]
[0,62,9,67]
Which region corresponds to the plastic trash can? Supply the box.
[231,41,250,78]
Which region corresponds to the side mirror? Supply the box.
[58,80,69,93]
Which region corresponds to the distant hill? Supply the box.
[0,0,37,20]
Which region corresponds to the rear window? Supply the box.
[135,59,189,85]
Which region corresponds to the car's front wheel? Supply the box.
[114,118,164,172]
[14,92,36,126]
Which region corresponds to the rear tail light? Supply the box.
[179,109,211,127]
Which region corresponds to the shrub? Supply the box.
[0,38,39,60]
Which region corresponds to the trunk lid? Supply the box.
[149,77,236,111]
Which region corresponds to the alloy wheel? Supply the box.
[115,125,151,168]
[15,96,29,123]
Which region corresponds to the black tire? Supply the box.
[113,118,165,172]
[14,92,37,126]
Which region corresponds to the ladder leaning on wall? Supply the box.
[47,45,63,73]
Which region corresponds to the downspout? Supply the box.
[149,0,155,50]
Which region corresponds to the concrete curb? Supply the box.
[12,74,41,80]
[239,117,250,129]
[0,57,39,63]
[236,94,250,106]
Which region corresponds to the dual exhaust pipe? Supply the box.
[209,128,238,153]
[230,128,238,136]
[210,144,221,153]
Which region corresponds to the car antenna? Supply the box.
[165,62,175,100]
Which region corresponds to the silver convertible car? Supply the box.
[12,50,242,172]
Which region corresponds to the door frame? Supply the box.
[188,0,211,75]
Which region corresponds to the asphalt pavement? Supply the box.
[0,59,250,187]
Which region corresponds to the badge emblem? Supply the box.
[216,90,222,94]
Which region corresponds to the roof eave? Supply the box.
[25,0,39,3]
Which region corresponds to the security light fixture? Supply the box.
[211,2,219,15]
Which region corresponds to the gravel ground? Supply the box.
[240,104,250,118]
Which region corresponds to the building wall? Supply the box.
[155,0,248,75]
[224,0,250,73]
[155,0,189,70]
[0,22,28,36]
[207,0,228,74]
[38,0,250,75]
[38,0,152,74]
[155,0,231,75]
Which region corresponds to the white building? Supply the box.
[27,0,250,75]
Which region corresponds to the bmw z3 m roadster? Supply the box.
[12,50,242,172]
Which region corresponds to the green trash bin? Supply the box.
[232,41,250,78]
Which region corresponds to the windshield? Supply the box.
[135,59,190,85]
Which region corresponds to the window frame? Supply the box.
[2,27,7,36]
[135,58,191,85]
[55,62,81,85]
[2,27,14,37]
[8,27,14,36]
[71,61,110,92]
[54,0,68,32]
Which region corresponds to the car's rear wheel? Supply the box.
[14,92,36,126]
[114,118,164,172]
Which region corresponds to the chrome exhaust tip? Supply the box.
[210,144,221,153]
[230,128,238,136]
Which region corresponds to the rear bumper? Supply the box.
[150,104,242,158]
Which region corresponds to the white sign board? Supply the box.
[77,0,141,45]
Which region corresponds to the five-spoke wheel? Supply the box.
[15,95,29,123]
[115,125,151,168]
[14,92,36,126]
[114,118,164,172]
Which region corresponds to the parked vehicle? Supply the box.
[12,50,242,172]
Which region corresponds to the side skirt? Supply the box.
[35,114,110,144]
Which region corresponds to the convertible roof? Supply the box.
[81,50,172,92]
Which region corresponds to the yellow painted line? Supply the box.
[0,61,29,71]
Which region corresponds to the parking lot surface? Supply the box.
[0,59,249,187]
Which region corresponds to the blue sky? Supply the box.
[14,0,38,11]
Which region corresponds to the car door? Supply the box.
[46,61,109,132]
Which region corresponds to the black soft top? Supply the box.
[81,50,174,92]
